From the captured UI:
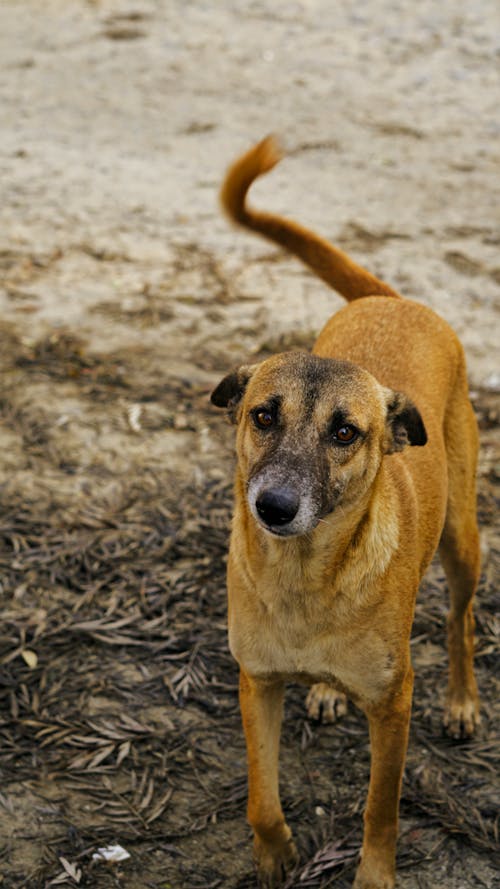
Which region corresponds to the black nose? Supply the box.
[255,487,300,527]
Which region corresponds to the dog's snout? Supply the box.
[256,487,300,527]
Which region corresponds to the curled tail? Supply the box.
[220,136,401,302]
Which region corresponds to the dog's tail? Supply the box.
[220,136,401,302]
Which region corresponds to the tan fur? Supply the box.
[211,137,481,889]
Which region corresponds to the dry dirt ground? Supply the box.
[0,2,499,888]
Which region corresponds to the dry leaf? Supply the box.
[21,649,38,669]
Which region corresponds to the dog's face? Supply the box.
[211,352,426,538]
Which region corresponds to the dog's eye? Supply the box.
[253,409,275,429]
[332,424,358,445]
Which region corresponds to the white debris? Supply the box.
[92,844,131,863]
[481,372,500,392]
[127,403,143,432]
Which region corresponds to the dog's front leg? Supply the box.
[354,668,413,889]
[239,669,298,886]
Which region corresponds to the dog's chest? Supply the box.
[229,586,394,705]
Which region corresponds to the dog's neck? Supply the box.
[234,462,399,603]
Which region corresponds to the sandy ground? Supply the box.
[0,1,499,888]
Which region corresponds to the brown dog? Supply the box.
[211,137,481,889]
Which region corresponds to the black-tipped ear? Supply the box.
[385,391,427,454]
[210,365,256,420]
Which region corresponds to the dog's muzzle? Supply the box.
[248,467,321,537]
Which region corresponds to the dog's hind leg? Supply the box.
[306,683,348,723]
[439,371,481,738]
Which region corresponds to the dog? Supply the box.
[210,137,481,889]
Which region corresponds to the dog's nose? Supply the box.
[256,487,300,527]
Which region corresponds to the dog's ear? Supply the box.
[384,390,427,454]
[210,364,257,421]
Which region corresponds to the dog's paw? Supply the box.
[306,683,347,723]
[443,692,480,739]
[254,831,298,887]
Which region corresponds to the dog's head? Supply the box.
[211,351,426,538]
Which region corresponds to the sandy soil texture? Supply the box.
[0,2,499,888]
